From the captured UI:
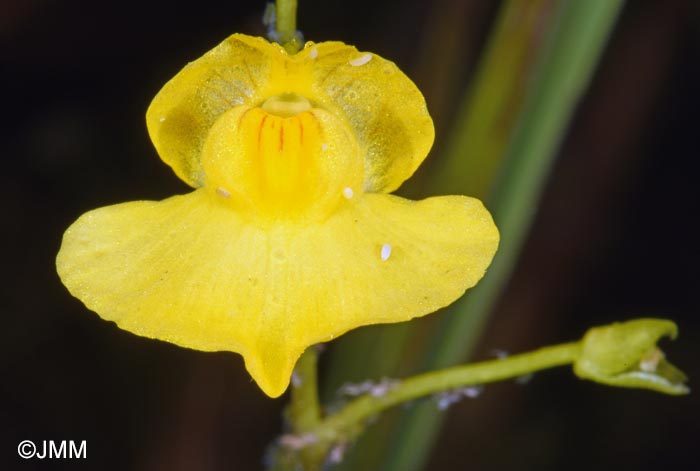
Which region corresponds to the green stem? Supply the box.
[272,348,324,471]
[283,317,687,470]
[433,0,554,199]
[289,347,321,433]
[310,341,580,445]
[275,0,302,53]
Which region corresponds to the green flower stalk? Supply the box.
[275,318,688,469]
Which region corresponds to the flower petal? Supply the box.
[57,190,293,395]
[146,34,277,187]
[308,42,434,193]
[313,193,499,329]
[57,191,498,397]
[146,34,434,193]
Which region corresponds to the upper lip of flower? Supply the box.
[146,34,436,195]
[56,33,500,397]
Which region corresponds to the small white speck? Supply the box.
[159,116,166,122]
[291,371,302,388]
[279,433,318,450]
[515,373,534,385]
[491,348,509,359]
[321,143,329,151]
[339,380,373,397]
[462,385,483,398]
[435,391,461,410]
[329,443,347,465]
[369,377,399,397]
[216,187,231,198]
[380,244,392,261]
[338,377,398,398]
[309,47,318,59]
[349,53,372,67]
[640,348,663,372]
[342,187,354,199]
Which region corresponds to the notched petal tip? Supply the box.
[574,318,689,395]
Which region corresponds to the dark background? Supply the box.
[3,0,699,470]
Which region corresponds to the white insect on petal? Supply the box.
[349,53,372,67]
[309,47,318,59]
[342,187,354,199]
[216,187,231,198]
[380,244,392,261]
[159,116,166,122]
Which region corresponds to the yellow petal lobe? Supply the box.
[56,191,498,397]
[307,41,434,192]
[146,34,433,193]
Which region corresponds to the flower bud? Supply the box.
[574,318,689,395]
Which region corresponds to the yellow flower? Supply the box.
[56,34,499,397]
